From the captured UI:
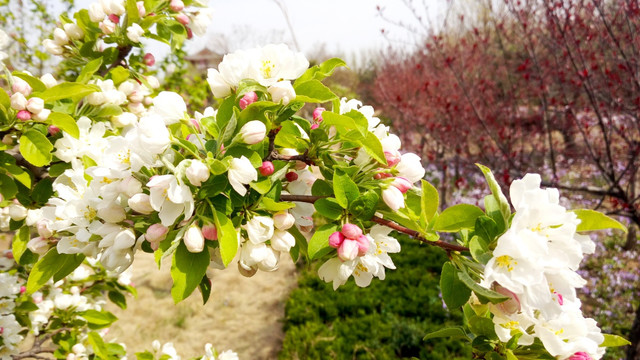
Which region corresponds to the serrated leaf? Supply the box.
[314,198,343,220]
[573,209,627,233]
[293,79,338,103]
[79,309,118,329]
[433,204,484,232]
[600,334,631,347]
[49,112,80,139]
[308,224,339,260]
[421,180,439,222]
[440,262,471,309]
[213,211,238,267]
[76,57,103,83]
[19,130,53,167]
[170,242,210,303]
[333,171,359,209]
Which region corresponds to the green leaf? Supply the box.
[260,197,294,211]
[12,226,30,264]
[308,224,339,260]
[35,82,100,102]
[26,248,82,295]
[296,57,347,83]
[49,112,80,139]
[360,131,386,164]
[88,332,109,359]
[476,164,511,224]
[349,190,379,221]
[0,87,10,109]
[433,204,484,232]
[12,72,46,92]
[198,275,212,305]
[220,112,237,145]
[135,351,155,360]
[421,180,439,222]
[311,180,333,197]
[19,130,53,167]
[79,309,118,329]
[573,209,627,233]
[108,291,127,309]
[469,236,492,265]
[250,178,272,194]
[600,334,631,347]
[322,111,367,135]
[423,327,468,341]
[457,271,509,304]
[32,178,53,204]
[0,173,18,199]
[126,0,140,24]
[293,79,338,103]
[333,171,359,209]
[76,57,103,83]
[110,66,130,85]
[314,198,343,220]
[468,316,498,340]
[170,242,211,303]
[274,120,304,149]
[440,262,472,309]
[97,104,123,117]
[213,211,238,267]
[53,254,85,282]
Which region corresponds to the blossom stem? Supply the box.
[279,194,470,252]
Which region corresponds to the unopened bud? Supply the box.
[285,171,298,182]
[12,78,32,96]
[48,125,61,136]
[128,193,153,214]
[42,39,64,55]
[10,93,27,110]
[338,239,359,261]
[384,151,401,167]
[143,53,155,66]
[108,14,120,24]
[355,235,369,256]
[239,120,266,144]
[27,96,44,113]
[273,211,295,230]
[313,107,325,122]
[53,28,69,46]
[259,161,274,176]
[34,109,51,122]
[63,23,84,40]
[328,231,344,248]
[202,224,217,240]
[40,73,57,88]
[176,13,190,25]
[145,223,168,246]
[391,177,412,194]
[170,0,185,12]
[382,186,405,211]
[184,225,205,253]
[16,110,31,121]
[341,223,363,240]
[185,160,210,186]
[239,91,258,110]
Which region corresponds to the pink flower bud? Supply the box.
[341,223,363,240]
[310,123,319,130]
[494,284,521,314]
[190,118,200,131]
[285,171,298,182]
[374,172,392,180]
[48,125,60,136]
[259,161,274,176]
[137,1,146,17]
[569,352,592,360]
[169,0,185,12]
[12,78,31,96]
[328,231,344,248]
[16,110,31,121]
[108,14,120,24]
[391,177,412,194]
[144,53,155,66]
[20,286,26,294]
[384,151,401,167]
[239,91,258,110]
[356,235,369,256]
[4,251,13,259]
[146,223,168,245]
[202,224,217,240]
[176,14,190,25]
[338,239,359,261]
[313,107,325,122]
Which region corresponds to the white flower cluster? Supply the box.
[482,174,604,360]
[0,267,23,359]
[148,341,238,360]
[207,43,308,104]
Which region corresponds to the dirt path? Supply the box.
[106,252,298,359]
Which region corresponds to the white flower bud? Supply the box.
[12,78,32,96]
[33,108,51,122]
[206,68,231,98]
[40,73,57,88]
[109,0,126,16]
[185,160,210,186]
[42,39,63,55]
[63,23,84,40]
[53,28,69,46]
[112,229,135,250]
[111,112,137,127]
[97,203,126,223]
[118,80,135,95]
[145,224,168,244]
[128,193,153,214]
[152,91,186,124]
[10,93,27,110]
[27,237,49,255]
[72,343,86,355]
[273,211,295,230]
[99,19,116,35]
[8,203,27,221]
[243,216,274,244]
[37,221,53,238]
[136,1,146,17]
[126,23,144,43]
[89,2,106,22]
[128,101,145,115]
[26,97,44,114]
[382,186,405,211]
[270,230,295,252]
[239,120,266,144]
[146,75,160,89]
[268,80,296,105]
[184,225,205,253]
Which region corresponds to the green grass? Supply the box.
[279,235,471,360]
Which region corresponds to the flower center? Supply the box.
[496,255,517,272]
[261,60,275,78]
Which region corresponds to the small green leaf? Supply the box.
[0,173,18,199]
[49,112,80,139]
[53,253,85,282]
[476,164,511,224]
[573,209,627,233]
[457,271,509,304]
[421,180,439,222]
[308,224,339,260]
[360,131,386,165]
[79,309,118,329]
[314,198,343,220]
[12,226,30,264]
[322,111,367,135]
[36,82,100,102]
[260,197,294,211]
[76,57,103,83]
[0,87,10,109]
[333,171,359,209]
[468,316,498,340]
[213,211,238,267]
[19,130,53,167]
[26,248,81,295]
[88,332,108,359]
[108,291,127,309]
[198,275,212,305]
[349,190,379,221]
[440,262,471,309]
[433,204,484,232]
[170,242,210,303]
[32,178,53,205]
[126,0,140,24]
[296,58,347,83]
[293,79,338,103]
[600,334,631,347]
[423,327,468,341]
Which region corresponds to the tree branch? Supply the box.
[99,44,133,77]
[279,194,470,252]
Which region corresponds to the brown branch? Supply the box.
[99,44,133,77]
[279,194,470,252]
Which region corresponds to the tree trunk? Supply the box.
[628,301,640,360]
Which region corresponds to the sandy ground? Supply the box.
[106,252,298,359]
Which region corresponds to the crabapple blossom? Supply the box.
[184,225,205,253]
[238,120,266,144]
[185,160,210,186]
[228,156,257,196]
[259,161,274,176]
[382,186,405,211]
[268,80,296,105]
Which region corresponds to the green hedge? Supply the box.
[279,235,472,359]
